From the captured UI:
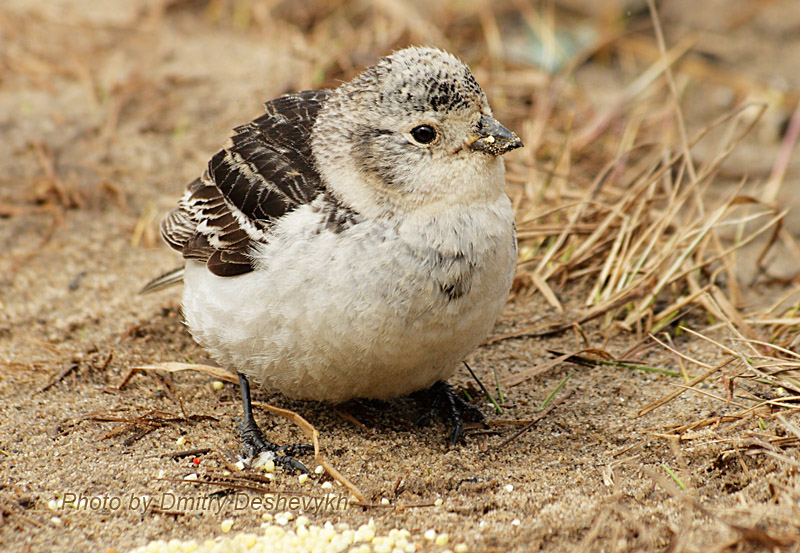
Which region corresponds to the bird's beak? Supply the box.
[468,114,523,156]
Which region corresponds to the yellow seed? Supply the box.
[220,519,234,533]
[454,544,469,553]
[296,515,310,527]
[211,381,224,390]
[435,533,449,546]
[253,457,275,473]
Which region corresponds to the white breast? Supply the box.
[181,197,515,403]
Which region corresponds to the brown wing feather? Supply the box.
[160,89,332,277]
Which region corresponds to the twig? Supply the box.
[164,448,211,459]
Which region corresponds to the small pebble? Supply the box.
[435,533,449,546]
[314,465,325,474]
[176,436,186,446]
[434,498,443,507]
[454,544,469,553]
[50,516,63,526]
[298,473,309,484]
[321,481,333,490]
[183,473,198,481]
[511,518,521,526]
[380,498,390,505]
[423,529,437,541]
[504,484,514,492]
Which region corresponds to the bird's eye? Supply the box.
[410,125,437,144]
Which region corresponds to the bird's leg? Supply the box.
[415,380,485,445]
[238,373,312,472]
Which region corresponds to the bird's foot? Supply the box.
[240,417,313,473]
[415,381,485,445]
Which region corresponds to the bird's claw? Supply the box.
[416,381,485,445]
[240,419,311,473]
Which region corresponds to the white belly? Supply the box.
[181,201,515,403]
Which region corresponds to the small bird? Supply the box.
[144,46,522,470]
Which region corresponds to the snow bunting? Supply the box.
[145,46,522,468]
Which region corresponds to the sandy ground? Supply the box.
[2,1,800,552]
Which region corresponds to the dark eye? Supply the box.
[410,125,437,144]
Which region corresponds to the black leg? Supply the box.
[238,373,312,473]
[415,381,485,445]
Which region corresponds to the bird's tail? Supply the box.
[139,266,185,294]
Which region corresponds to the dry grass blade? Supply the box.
[498,348,604,388]
[253,401,366,502]
[637,359,735,417]
[128,362,238,384]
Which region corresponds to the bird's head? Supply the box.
[312,46,522,218]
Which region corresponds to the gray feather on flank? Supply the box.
[139,267,185,294]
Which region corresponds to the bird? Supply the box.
[143,46,523,471]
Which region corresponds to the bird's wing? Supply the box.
[160,89,332,277]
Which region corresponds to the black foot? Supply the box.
[414,381,485,445]
[238,373,313,473]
